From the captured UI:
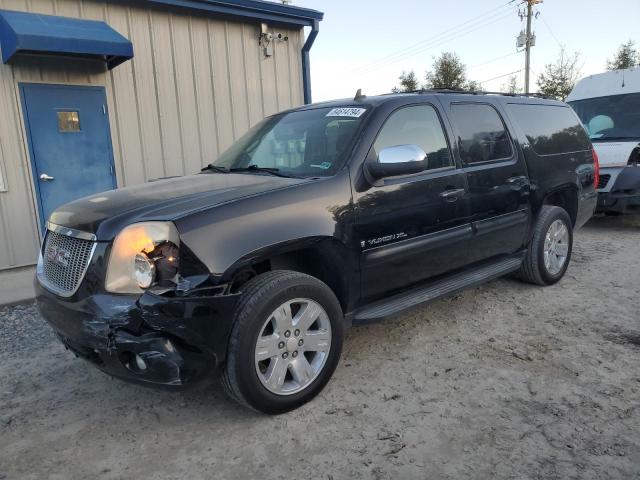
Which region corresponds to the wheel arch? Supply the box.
[219,236,355,312]
[541,184,579,227]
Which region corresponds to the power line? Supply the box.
[351,2,513,72]
[539,15,563,48]
[350,2,516,74]
[468,51,522,70]
[481,69,523,83]
[355,9,514,75]
[357,9,518,77]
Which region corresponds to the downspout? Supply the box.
[301,19,319,105]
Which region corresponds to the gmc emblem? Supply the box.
[46,245,71,268]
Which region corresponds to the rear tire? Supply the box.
[518,205,573,286]
[222,271,344,414]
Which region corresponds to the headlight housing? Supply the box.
[105,222,180,294]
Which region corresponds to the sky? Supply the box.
[293,0,640,102]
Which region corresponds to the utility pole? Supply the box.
[524,1,533,93]
[522,0,542,94]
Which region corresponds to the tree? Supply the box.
[537,48,581,100]
[502,75,521,94]
[392,70,421,93]
[393,52,481,93]
[425,52,467,90]
[465,79,483,92]
[606,40,640,70]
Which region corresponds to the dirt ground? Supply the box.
[0,215,639,480]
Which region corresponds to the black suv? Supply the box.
[36,92,598,414]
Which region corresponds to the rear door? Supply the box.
[441,99,531,264]
[355,103,472,302]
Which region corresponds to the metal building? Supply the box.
[0,0,323,304]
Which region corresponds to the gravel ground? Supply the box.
[0,215,639,480]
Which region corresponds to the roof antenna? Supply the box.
[354,88,366,101]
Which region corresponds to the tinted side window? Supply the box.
[450,103,513,164]
[509,104,591,155]
[374,105,452,170]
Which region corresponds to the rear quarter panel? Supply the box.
[498,98,597,229]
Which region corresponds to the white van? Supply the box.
[567,67,640,214]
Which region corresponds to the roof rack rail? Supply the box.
[386,89,553,99]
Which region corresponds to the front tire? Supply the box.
[518,205,573,286]
[222,271,344,414]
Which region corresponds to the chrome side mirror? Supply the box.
[366,144,428,179]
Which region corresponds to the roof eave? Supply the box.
[142,0,324,27]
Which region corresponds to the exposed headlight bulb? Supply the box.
[134,253,156,289]
[105,222,180,294]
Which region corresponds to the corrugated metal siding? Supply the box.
[0,0,305,271]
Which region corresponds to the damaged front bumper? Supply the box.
[35,281,240,388]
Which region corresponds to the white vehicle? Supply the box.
[567,67,640,214]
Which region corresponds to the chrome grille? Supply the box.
[39,229,96,296]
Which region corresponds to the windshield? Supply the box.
[209,107,367,178]
[568,92,640,141]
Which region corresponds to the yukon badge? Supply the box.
[361,232,407,248]
[46,245,71,268]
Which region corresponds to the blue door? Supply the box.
[20,83,117,231]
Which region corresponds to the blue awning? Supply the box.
[0,10,133,69]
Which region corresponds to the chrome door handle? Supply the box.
[40,173,55,182]
[440,188,465,202]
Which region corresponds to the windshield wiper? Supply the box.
[230,165,298,178]
[201,164,230,173]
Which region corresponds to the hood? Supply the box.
[49,173,307,240]
[592,140,640,168]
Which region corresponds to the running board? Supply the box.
[352,254,525,323]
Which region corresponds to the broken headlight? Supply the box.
[105,222,180,294]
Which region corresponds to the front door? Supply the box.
[20,83,116,231]
[355,103,472,303]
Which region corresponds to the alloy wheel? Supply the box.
[254,298,332,395]
[543,219,569,275]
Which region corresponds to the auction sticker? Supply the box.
[326,107,366,118]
